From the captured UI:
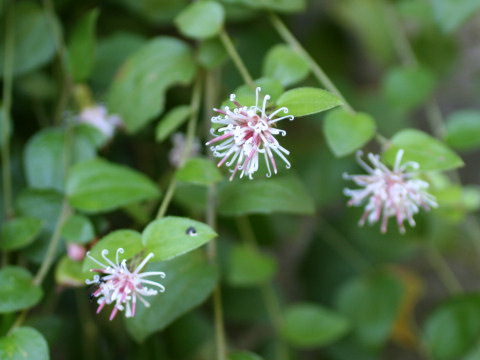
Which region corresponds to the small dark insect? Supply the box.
[186,226,197,236]
[89,278,105,301]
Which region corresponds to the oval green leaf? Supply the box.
[142,216,216,261]
[107,37,196,133]
[276,87,343,117]
[218,175,315,216]
[0,267,43,313]
[281,303,351,348]
[231,0,306,13]
[0,217,43,251]
[198,38,228,69]
[445,110,480,151]
[55,255,91,287]
[0,327,48,360]
[175,157,223,186]
[66,158,160,213]
[67,9,99,82]
[323,108,376,157]
[226,245,277,287]
[425,293,480,360]
[432,0,480,32]
[384,129,464,171]
[224,78,284,109]
[125,251,218,342]
[61,214,95,244]
[262,44,309,87]
[155,105,191,142]
[174,1,225,40]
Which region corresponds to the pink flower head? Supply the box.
[206,87,294,181]
[343,149,437,234]
[78,105,123,139]
[85,248,165,320]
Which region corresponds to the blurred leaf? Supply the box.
[175,157,223,186]
[0,267,43,313]
[24,127,97,192]
[425,293,480,360]
[281,303,351,348]
[218,175,315,215]
[0,327,48,360]
[0,217,43,251]
[142,216,217,262]
[224,0,306,13]
[226,78,284,108]
[55,256,90,287]
[229,351,265,360]
[336,271,404,349]
[324,108,376,157]
[67,9,99,83]
[276,87,343,117]
[61,214,95,244]
[17,71,57,100]
[66,158,160,213]
[125,251,218,342]
[82,230,143,272]
[115,0,189,24]
[445,110,480,151]
[108,37,196,133]
[226,245,277,286]
[262,44,310,87]
[0,106,7,148]
[173,182,208,213]
[383,66,436,111]
[432,0,480,32]
[174,1,225,40]
[198,38,228,69]
[155,105,191,142]
[0,1,59,77]
[384,129,464,171]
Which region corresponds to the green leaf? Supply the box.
[125,251,218,342]
[67,9,99,82]
[142,216,217,262]
[0,217,43,251]
[229,352,265,360]
[0,1,60,77]
[175,157,223,186]
[384,129,464,171]
[155,105,191,142]
[432,0,480,32]
[262,44,310,87]
[107,37,196,133]
[115,0,190,24]
[323,108,376,157]
[82,230,143,272]
[227,0,306,13]
[24,127,97,192]
[425,293,480,360]
[336,271,404,349]
[281,303,351,348]
[66,158,160,213]
[198,38,228,69]
[218,175,315,216]
[0,267,43,313]
[61,214,95,244]
[276,87,343,117]
[224,78,284,109]
[226,245,277,287]
[445,110,480,151]
[383,66,436,111]
[55,255,90,286]
[174,1,225,40]
[0,327,48,360]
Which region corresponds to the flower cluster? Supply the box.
[78,105,123,139]
[206,87,294,181]
[343,149,437,234]
[86,248,165,320]
[169,132,201,168]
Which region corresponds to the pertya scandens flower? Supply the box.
[85,248,165,320]
[206,87,294,181]
[169,132,201,168]
[343,149,438,234]
[78,105,123,139]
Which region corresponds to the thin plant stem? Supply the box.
[425,242,463,294]
[155,74,203,220]
[2,0,15,219]
[219,29,256,89]
[268,12,355,114]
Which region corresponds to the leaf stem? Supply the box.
[268,12,355,114]
[424,242,463,295]
[219,29,256,89]
[2,0,15,219]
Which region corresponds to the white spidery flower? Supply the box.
[343,149,438,234]
[85,248,165,320]
[78,105,123,139]
[206,87,294,181]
